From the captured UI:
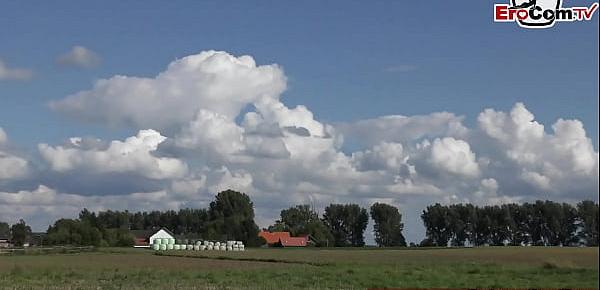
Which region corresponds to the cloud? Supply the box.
[0,58,33,80]
[0,152,28,180]
[0,127,6,144]
[56,46,101,69]
[337,112,469,147]
[2,51,597,242]
[426,137,480,178]
[0,185,190,230]
[352,142,408,172]
[50,50,286,130]
[477,103,598,196]
[38,129,188,180]
[175,109,245,159]
[0,127,29,181]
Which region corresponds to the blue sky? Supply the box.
[1,1,597,146]
[0,1,598,242]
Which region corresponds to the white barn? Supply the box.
[149,228,175,245]
[132,227,175,248]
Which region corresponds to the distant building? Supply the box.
[258,230,311,247]
[131,228,175,248]
[0,233,10,248]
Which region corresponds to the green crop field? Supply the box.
[1,247,598,289]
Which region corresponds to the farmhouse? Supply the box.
[258,230,310,247]
[0,233,10,248]
[131,227,175,248]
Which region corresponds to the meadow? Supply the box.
[0,247,598,289]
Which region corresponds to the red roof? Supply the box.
[134,237,149,246]
[258,231,308,247]
[259,231,290,244]
[279,236,307,247]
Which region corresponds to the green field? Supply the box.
[1,247,598,289]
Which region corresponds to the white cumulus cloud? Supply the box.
[427,137,480,178]
[38,129,188,180]
[0,127,29,180]
[477,102,598,195]
[50,50,286,130]
[0,58,33,80]
[57,46,101,68]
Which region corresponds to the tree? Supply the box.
[449,204,477,246]
[370,203,406,247]
[557,203,579,246]
[421,201,587,247]
[269,205,333,247]
[10,219,31,247]
[206,189,261,246]
[488,205,513,246]
[79,208,97,227]
[102,228,134,246]
[0,221,9,239]
[323,204,347,246]
[421,204,452,246]
[507,203,529,246]
[323,204,368,247]
[577,200,599,246]
[267,221,288,232]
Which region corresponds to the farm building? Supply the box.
[0,233,10,248]
[131,228,175,248]
[258,230,311,247]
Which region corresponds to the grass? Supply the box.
[0,247,598,289]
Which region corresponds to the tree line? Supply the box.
[2,191,598,248]
[0,219,32,247]
[38,190,262,247]
[421,200,599,247]
[267,202,406,247]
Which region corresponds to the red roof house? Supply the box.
[278,236,308,247]
[258,230,309,247]
[259,231,290,245]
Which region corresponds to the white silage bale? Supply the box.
[227,246,233,251]
[194,245,200,251]
[209,241,214,246]
[167,244,174,250]
[174,244,180,250]
[200,245,206,251]
[186,245,193,250]
[233,247,239,251]
[214,242,220,247]
[160,244,167,251]
[207,245,213,250]
[220,245,226,251]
